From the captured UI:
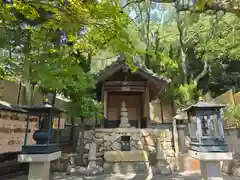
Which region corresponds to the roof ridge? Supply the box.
[93,55,171,84]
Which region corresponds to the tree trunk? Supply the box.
[144,1,151,67]
[176,11,188,84]
[24,79,32,106]
[70,116,77,153]
[0,79,4,100]
[77,117,85,166]
[180,47,188,84]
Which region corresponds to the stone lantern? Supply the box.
[182,98,233,180]
[182,99,228,152]
[18,98,63,180]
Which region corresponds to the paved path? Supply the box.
[8,171,238,180]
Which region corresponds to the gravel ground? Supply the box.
[7,171,238,180]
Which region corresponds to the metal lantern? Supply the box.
[182,99,228,152]
[21,102,64,154]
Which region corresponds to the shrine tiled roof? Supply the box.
[94,55,171,84]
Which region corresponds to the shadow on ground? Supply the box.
[8,172,237,180]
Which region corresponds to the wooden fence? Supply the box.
[203,89,240,105]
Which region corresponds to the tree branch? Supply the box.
[122,0,145,9]
[194,60,208,85]
[183,29,206,45]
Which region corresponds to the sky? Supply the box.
[128,2,175,24]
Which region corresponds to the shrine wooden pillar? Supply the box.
[101,83,107,128]
[145,83,150,128]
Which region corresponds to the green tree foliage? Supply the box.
[113,1,240,107]
[0,0,133,119]
[67,95,103,120]
[1,0,239,112]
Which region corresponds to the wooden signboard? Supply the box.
[52,118,65,129]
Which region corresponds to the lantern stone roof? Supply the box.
[182,101,226,113]
[19,104,65,116]
[0,100,26,112]
[94,55,171,90]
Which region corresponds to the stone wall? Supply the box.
[82,128,176,171]
[0,110,38,153]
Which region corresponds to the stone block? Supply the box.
[75,156,81,166]
[164,149,174,157]
[154,164,172,175]
[112,162,121,174]
[222,160,235,174]
[50,158,68,172]
[143,136,155,147]
[84,130,94,141]
[96,157,104,166]
[163,141,172,149]
[154,129,172,140]
[161,166,172,175]
[141,129,152,137]
[234,166,240,178]
[78,167,86,174]
[124,163,135,174]
[103,163,112,174]
[112,141,121,150]
[104,134,121,142]
[137,162,149,173]
[104,150,148,162]
[66,165,76,175]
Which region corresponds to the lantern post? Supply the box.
[18,98,64,180]
[183,99,232,180]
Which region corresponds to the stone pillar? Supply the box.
[177,124,186,153]
[28,162,50,180]
[119,101,130,128]
[155,137,172,175]
[174,111,188,172]
[88,142,97,168]
[155,138,166,171]
[177,124,189,172]
[200,161,223,180]
[18,151,61,180]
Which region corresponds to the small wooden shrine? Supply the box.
[95,56,171,129]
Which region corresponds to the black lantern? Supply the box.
[182,99,228,152]
[21,102,64,154]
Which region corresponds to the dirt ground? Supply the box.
[8,171,238,180]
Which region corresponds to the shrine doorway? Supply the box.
[105,92,146,128]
